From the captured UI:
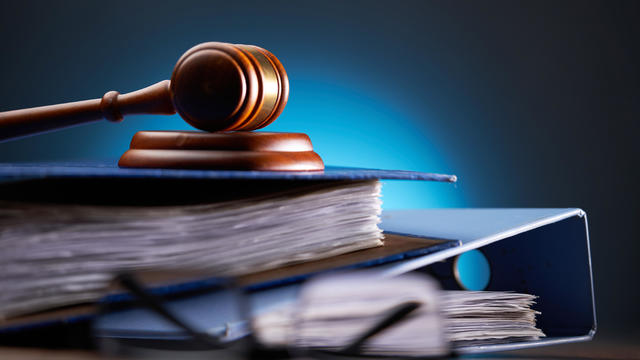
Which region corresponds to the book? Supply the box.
[0,162,456,324]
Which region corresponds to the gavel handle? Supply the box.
[0,80,175,142]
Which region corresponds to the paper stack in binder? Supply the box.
[379,208,596,353]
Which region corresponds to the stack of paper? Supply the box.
[0,180,383,319]
[441,291,545,347]
[253,272,544,356]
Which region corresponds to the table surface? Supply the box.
[0,338,638,360]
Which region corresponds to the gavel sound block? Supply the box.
[119,131,324,171]
[0,42,324,171]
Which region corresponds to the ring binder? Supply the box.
[380,208,596,353]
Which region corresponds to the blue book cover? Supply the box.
[0,161,457,183]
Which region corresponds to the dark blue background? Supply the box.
[1,0,638,341]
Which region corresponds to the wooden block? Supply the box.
[118,131,324,171]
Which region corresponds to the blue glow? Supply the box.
[266,77,466,209]
[455,250,491,291]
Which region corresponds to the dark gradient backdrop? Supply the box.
[0,0,638,341]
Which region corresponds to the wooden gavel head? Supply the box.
[170,42,289,132]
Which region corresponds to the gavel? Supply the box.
[0,42,289,141]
